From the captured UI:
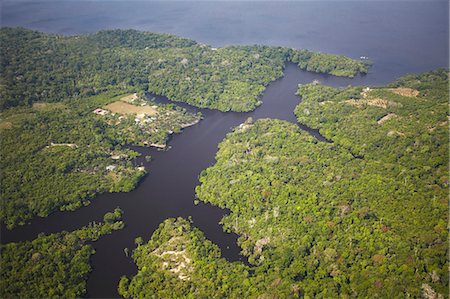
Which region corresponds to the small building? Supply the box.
[106,165,116,171]
[93,108,109,116]
[111,154,128,160]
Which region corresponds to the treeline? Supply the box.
[0,208,125,298]
[0,92,199,228]
[1,27,369,112]
[130,70,447,298]
[288,49,370,77]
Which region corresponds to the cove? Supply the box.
[0,62,371,298]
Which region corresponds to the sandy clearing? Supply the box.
[0,121,12,129]
[386,87,419,97]
[120,93,139,103]
[104,101,157,116]
[345,98,400,109]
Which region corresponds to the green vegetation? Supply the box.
[123,70,448,298]
[288,49,370,77]
[0,27,368,228]
[118,218,252,298]
[0,28,195,110]
[0,208,125,298]
[0,92,199,228]
[1,27,368,112]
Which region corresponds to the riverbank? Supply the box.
[2,63,357,297]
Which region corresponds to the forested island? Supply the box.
[120,70,448,298]
[0,27,368,229]
[1,208,124,298]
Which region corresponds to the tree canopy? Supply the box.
[0,92,199,228]
[0,27,369,112]
[0,208,125,298]
[122,69,450,298]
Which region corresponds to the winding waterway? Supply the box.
[1,1,448,297]
[1,62,369,297]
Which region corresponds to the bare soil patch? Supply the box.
[0,121,12,129]
[104,101,157,116]
[345,98,400,109]
[387,87,420,97]
[119,93,139,103]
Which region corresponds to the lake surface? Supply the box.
[2,1,448,84]
[1,1,448,298]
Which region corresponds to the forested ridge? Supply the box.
[0,208,125,298]
[121,70,448,298]
[1,27,369,112]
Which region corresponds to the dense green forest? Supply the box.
[122,70,448,298]
[0,27,369,112]
[0,27,368,228]
[0,208,124,298]
[118,218,252,298]
[0,92,200,228]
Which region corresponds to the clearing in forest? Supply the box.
[119,93,139,103]
[32,102,67,111]
[386,87,420,97]
[103,94,157,116]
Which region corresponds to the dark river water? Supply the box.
[1,1,448,298]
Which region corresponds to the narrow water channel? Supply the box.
[1,62,370,298]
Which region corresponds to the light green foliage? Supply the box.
[0,92,198,228]
[118,218,252,298]
[0,28,368,112]
[0,209,125,298]
[193,70,448,297]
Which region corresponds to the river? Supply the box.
[1,62,367,297]
[1,1,448,298]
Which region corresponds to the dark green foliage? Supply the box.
[0,92,199,228]
[192,70,448,297]
[0,209,125,298]
[0,28,194,110]
[86,29,197,49]
[0,27,368,112]
[145,45,285,112]
[288,49,370,77]
[103,207,124,224]
[0,27,367,228]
